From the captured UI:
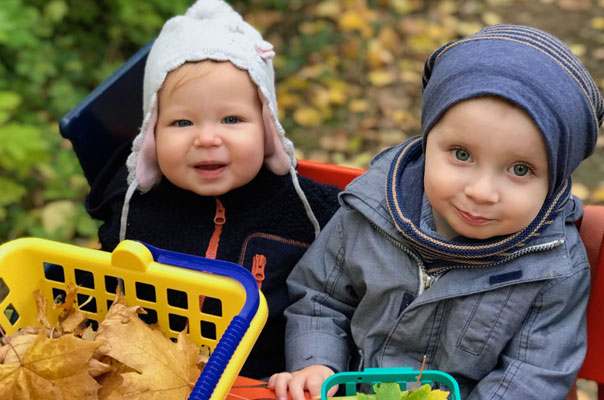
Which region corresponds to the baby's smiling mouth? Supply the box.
[195,163,225,170]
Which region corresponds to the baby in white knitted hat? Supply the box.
[86,0,341,379]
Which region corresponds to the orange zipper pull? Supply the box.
[201,198,226,312]
[205,198,225,259]
[251,254,266,290]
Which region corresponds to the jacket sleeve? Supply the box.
[467,260,590,399]
[284,208,358,373]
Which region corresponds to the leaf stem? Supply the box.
[410,355,426,392]
[0,325,22,365]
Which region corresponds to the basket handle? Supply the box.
[141,242,260,319]
[139,242,260,400]
[321,367,461,400]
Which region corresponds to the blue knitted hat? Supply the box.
[422,24,603,196]
[385,25,603,273]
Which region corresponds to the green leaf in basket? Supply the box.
[373,382,403,400]
[330,381,449,400]
[405,384,449,400]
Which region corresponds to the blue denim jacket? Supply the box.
[284,144,590,399]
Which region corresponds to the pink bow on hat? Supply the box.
[255,41,275,60]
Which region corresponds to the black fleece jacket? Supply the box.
[86,142,341,378]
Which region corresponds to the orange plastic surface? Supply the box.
[576,205,604,393]
[297,159,364,190]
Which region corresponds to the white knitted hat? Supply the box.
[127,0,294,192]
[119,0,320,242]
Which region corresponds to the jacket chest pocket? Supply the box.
[239,234,309,315]
[453,286,516,356]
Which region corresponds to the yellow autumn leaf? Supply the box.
[591,17,604,30]
[349,99,370,113]
[41,200,76,236]
[378,26,400,51]
[299,64,325,80]
[338,10,373,37]
[315,0,341,18]
[482,11,501,26]
[368,70,395,86]
[590,186,604,203]
[456,21,484,37]
[328,87,347,105]
[0,332,101,400]
[293,107,323,127]
[390,0,418,14]
[95,303,201,399]
[400,69,421,84]
[367,39,394,69]
[570,44,586,57]
[277,91,302,109]
[281,75,309,91]
[339,10,367,31]
[572,182,589,200]
[2,333,40,365]
[299,20,328,35]
[310,86,331,108]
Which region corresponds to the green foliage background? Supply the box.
[2,0,604,246]
[0,0,194,244]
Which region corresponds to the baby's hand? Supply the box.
[268,365,336,400]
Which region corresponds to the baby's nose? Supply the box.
[193,125,221,147]
[464,174,499,204]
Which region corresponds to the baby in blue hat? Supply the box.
[270,25,603,399]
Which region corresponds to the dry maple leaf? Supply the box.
[0,331,101,400]
[95,303,201,399]
[34,284,88,336]
[2,332,39,365]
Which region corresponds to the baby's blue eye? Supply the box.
[454,148,471,161]
[175,120,192,127]
[222,116,239,124]
[511,164,531,177]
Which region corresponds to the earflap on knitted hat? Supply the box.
[421,25,604,196]
[127,0,294,193]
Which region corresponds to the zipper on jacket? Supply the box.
[205,197,225,259]
[369,221,435,294]
[200,198,225,313]
[237,232,310,265]
[370,221,565,293]
[251,254,267,289]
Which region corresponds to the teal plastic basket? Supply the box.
[321,367,461,400]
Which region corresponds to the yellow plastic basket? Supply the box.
[0,237,268,400]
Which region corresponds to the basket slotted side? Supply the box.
[0,238,267,400]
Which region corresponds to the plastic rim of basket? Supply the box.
[321,367,461,400]
[140,242,260,400]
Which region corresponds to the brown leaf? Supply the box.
[33,290,52,330]
[55,282,78,312]
[0,331,101,400]
[197,344,211,370]
[96,358,137,400]
[95,303,201,399]
[88,357,113,378]
[2,333,38,365]
[60,310,88,335]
